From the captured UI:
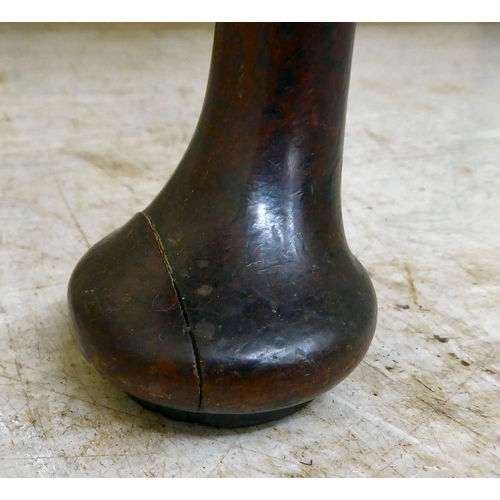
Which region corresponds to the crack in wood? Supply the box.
[140,211,203,410]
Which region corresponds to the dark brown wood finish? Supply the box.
[68,22,377,428]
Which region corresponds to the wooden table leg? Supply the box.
[68,22,377,428]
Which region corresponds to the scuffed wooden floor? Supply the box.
[0,23,499,477]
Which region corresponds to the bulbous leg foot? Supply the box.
[67,22,377,428]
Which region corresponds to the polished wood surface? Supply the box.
[68,22,377,427]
